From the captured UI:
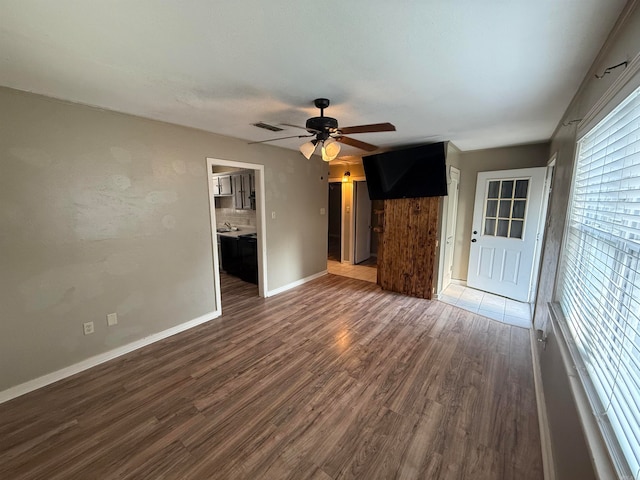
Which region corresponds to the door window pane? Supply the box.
[497,219,509,237]
[486,200,498,217]
[484,218,496,235]
[501,180,514,198]
[482,177,529,238]
[512,200,526,219]
[499,200,512,218]
[515,180,529,198]
[488,181,500,198]
[510,220,523,239]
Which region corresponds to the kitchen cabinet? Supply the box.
[232,172,254,209]
[238,234,258,284]
[219,235,242,276]
[212,174,233,196]
[218,232,258,284]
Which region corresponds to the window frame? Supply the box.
[554,67,640,480]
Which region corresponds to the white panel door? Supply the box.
[354,181,372,264]
[467,167,546,301]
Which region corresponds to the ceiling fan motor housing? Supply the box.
[306,116,339,134]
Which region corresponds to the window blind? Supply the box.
[558,84,640,480]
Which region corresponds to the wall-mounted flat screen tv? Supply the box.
[362,142,448,200]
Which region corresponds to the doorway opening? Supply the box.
[439,166,550,330]
[328,182,342,262]
[326,178,377,283]
[353,180,372,265]
[466,166,550,303]
[206,158,267,315]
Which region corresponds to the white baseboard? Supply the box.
[266,270,327,297]
[529,328,556,480]
[450,279,467,286]
[0,310,220,405]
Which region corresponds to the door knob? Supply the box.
[471,239,477,242]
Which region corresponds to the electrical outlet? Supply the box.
[83,321,94,335]
[320,207,326,215]
[107,313,118,326]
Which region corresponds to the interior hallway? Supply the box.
[327,259,377,284]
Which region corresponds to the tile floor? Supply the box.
[438,283,533,329]
[327,260,377,284]
[327,260,532,330]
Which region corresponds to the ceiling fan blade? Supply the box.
[336,136,378,152]
[339,122,396,135]
[280,123,322,134]
[279,123,307,130]
[248,134,313,145]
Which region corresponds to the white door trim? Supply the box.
[206,158,267,312]
[529,158,555,304]
[437,166,461,295]
[353,179,372,264]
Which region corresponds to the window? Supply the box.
[483,178,529,238]
[558,84,640,479]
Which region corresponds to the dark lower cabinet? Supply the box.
[239,236,258,284]
[219,234,258,284]
[220,236,242,276]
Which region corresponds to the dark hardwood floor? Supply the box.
[0,273,542,479]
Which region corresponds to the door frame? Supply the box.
[327,174,367,264]
[327,180,344,263]
[467,166,547,302]
[206,157,267,315]
[353,179,372,264]
[436,166,460,295]
[328,175,347,263]
[348,176,367,264]
[530,156,556,321]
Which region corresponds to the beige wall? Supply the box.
[0,87,328,392]
[533,4,640,479]
[452,142,550,280]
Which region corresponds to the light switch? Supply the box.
[271,211,276,219]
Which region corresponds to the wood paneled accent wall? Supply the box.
[377,197,440,299]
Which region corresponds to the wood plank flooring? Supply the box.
[0,273,543,479]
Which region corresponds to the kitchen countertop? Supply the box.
[216,227,257,238]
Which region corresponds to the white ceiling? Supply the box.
[0,1,628,157]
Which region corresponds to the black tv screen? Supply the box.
[362,142,448,200]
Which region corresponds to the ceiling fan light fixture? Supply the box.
[321,138,341,161]
[253,98,392,156]
[299,140,317,159]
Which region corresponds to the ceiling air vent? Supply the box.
[252,122,284,132]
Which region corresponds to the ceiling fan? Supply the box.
[250,98,396,161]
